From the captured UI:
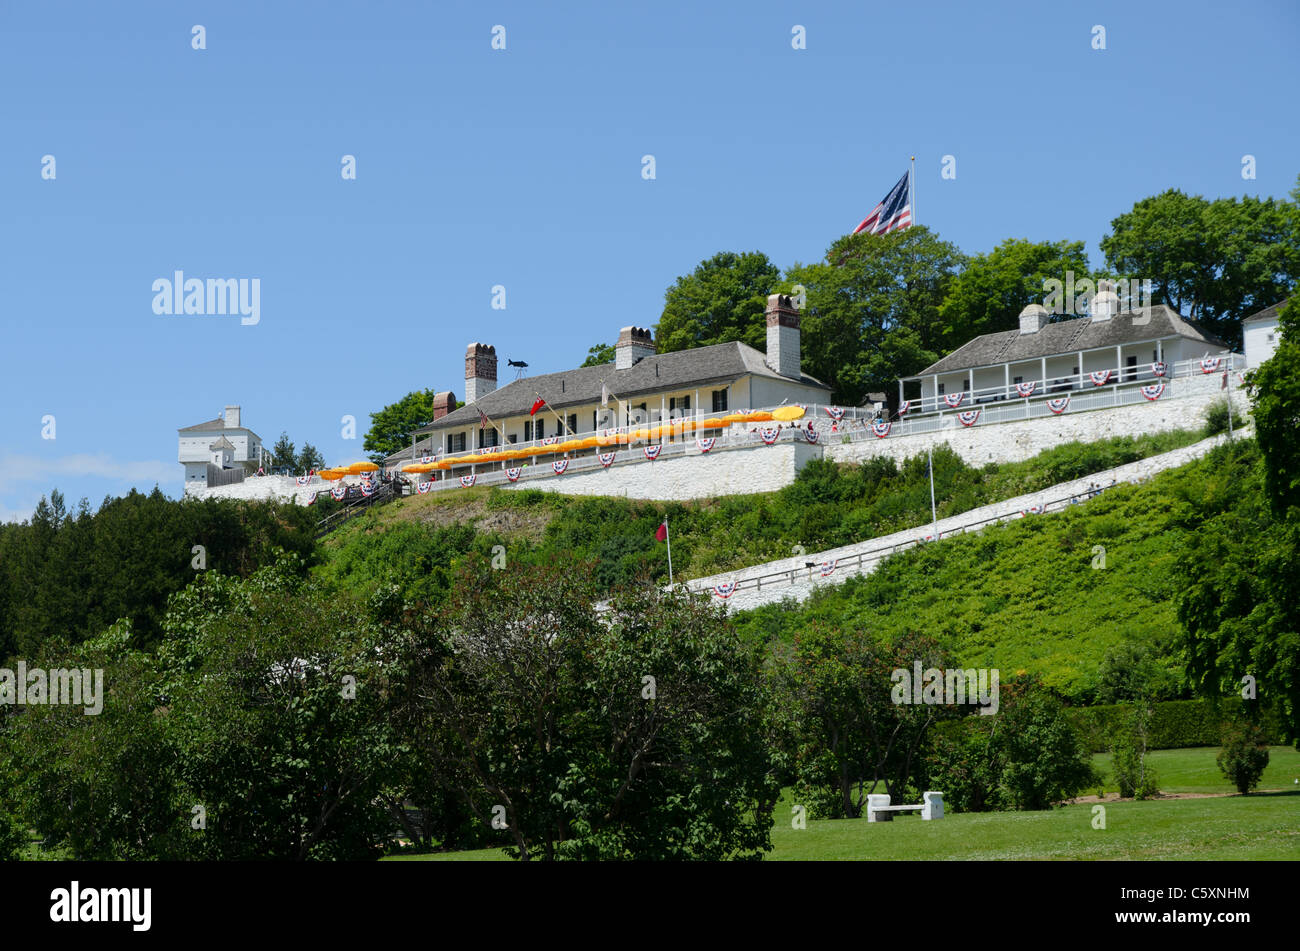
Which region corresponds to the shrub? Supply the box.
[1217,720,1271,794]
[1202,398,1235,437]
[1108,704,1159,799]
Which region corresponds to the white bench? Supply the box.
[866,791,944,822]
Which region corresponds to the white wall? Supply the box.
[502,439,822,500]
[1244,318,1280,368]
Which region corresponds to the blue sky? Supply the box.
[1,0,1296,521]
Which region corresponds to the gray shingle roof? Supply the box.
[1242,298,1289,325]
[209,436,236,451]
[912,305,1230,377]
[414,341,828,434]
[179,417,225,432]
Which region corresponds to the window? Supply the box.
[962,379,970,391]
[670,395,691,413]
[937,383,945,395]
[480,428,498,448]
[450,433,466,453]
[567,414,578,435]
[711,389,728,413]
[1013,375,1023,385]
[1125,355,1137,380]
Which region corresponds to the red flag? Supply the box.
[1221,369,1228,390]
[530,398,545,416]
[655,521,668,542]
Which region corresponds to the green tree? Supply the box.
[1109,703,1159,799]
[993,677,1100,810]
[1217,720,1271,794]
[270,431,296,471]
[1100,181,1300,348]
[401,559,777,860]
[296,442,325,473]
[1248,297,1300,515]
[938,238,1093,347]
[783,226,965,404]
[655,251,782,353]
[580,342,616,367]
[364,390,438,462]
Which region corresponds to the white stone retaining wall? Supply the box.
[686,429,1243,613]
[183,473,332,506]
[501,439,823,500]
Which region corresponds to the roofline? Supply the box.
[905,322,1233,382]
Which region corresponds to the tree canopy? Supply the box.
[364,389,439,462]
[655,251,782,354]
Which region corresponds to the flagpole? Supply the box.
[910,155,916,226]
[928,444,937,536]
[665,515,673,586]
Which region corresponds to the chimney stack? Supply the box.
[432,391,457,420]
[765,294,801,379]
[615,327,655,370]
[465,343,497,403]
[1018,304,1049,335]
[224,405,241,429]
[1090,280,1118,322]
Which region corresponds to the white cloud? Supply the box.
[0,453,179,488]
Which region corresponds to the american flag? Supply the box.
[853,171,912,235]
[479,409,490,430]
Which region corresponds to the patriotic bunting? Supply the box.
[1140,383,1165,401]
[644,445,663,461]
[505,467,522,482]
[1047,397,1070,414]
[417,481,434,494]
[871,420,892,438]
[805,428,819,444]
[1200,356,1222,374]
[1151,362,1167,378]
[898,401,911,415]
[1015,381,1036,398]
[552,459,569,475]
[919,532,941,543]
[1089,370,1113,386]
[459,474,476,488]
[712,581,738,600]
[543,436,558,445]
[331,484,347,500]
[820,559,837,577]
[944,393,964,408]
[296,475,311,486]
[696,438,715,453]
[361,482,375,497]
[1022,504,1045,516]
[598,452,616,468]
[824,406,845,421]
[422,453,433,464]
[958,410,980,427]
[306,492,317,505]
[759,427,780,445]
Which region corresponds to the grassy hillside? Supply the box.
[316,429,1203,601]
[732,438,1261,703]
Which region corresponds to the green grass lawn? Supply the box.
[387,746,1300,862]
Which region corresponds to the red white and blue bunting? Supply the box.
[417,480,434,494]
[1015,381,1037,398]
[759,427,780,445]
[958,410,980,427]
[871,420,892,438]
[552,459,569,475]
[306,492,317,505]
[695,438,715,454]
[919,532,941,543]
[1140,383,1166,401]
[361,481,375,497]
[332,484,347,500]
[824,406,845,421]
[599,452,617,468]
[944,392,965,408]
[459,474,476,488]
[820,559,837,577]
[1089,370,1113,386]
[1047,396,1070,414]
[712,581,738,600]
[296,475,312,486]
[1151,362,1168,378]
[805,428,819,444]
[1022,504,1045,516]
[898,400,911,415]
[644,445,663,461]
[421,453,432,464]
[1200,356,1222,374]
[505,467,522,482]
